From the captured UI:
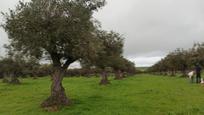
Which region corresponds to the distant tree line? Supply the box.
[148,43,204,77]
[0,55,136,79]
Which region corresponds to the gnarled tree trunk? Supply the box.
[181,65,188,77]
[99,71,110,85]
[114,70,123,80]
[181,71,187,77]
[10,77,21,84]
[41,67,70,109]
[170,69,175,76]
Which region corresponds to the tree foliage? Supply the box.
[149,43,204,76]
[2,0,105,68]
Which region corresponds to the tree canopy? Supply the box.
[2,0,105,69]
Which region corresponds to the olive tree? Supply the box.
[2,0,105,108]
[0,57,22,84]
[89,30,124,85]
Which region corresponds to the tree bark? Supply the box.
[181,71,186,77]
[10,77,21,84]
[41,67,70,109]
[170,69,175,76]
[181,65,188,77]
[99,71,110,85]
[114,70,123,80]
[9,73,20,85]
[181,69,188,77]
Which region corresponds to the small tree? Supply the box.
[0,57,21,84]
[83,30,124,85]
[111,57,136,79]
[110,56,126,80]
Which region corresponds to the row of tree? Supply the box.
[0,55,136,80]
[148,43,204,76]
[1,0,136,110]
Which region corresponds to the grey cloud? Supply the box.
[94,0,204,58]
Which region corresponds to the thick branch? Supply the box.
[48,50,77,70]
[62,58,76,69]
[50,52,61,67]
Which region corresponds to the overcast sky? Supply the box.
[1,0,204,67]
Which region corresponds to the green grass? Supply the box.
[1,74,204,115]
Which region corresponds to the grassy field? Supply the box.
[1,74,204,115]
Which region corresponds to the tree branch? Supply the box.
[62,58,76,70]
